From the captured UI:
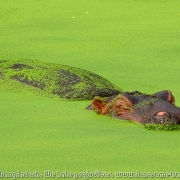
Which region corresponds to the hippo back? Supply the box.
[0,59,121,100]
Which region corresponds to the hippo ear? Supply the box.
[92,96,109,114]
[167,91,175,105]
[153,90,175,105]
[112,95,133,116]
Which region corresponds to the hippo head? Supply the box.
[87,90,180,125]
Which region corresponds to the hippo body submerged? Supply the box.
[1,60,180,127]
[0,59,121,100]
[87,90,180,125]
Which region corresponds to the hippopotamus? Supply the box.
[1,60,180,127]
[86,90,180,125]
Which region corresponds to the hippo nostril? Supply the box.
[156,111,170,117]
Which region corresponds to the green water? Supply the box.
[1,0,180,179]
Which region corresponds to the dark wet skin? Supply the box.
[121,93,179,124]
[87,90,180,125]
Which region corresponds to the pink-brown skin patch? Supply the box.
[156,112,169,117]
[92,95,132,116]
[92,97,109,115]
[167,91,175,105]
[111,95,133,115]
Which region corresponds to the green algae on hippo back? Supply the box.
[0,59,121,100]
